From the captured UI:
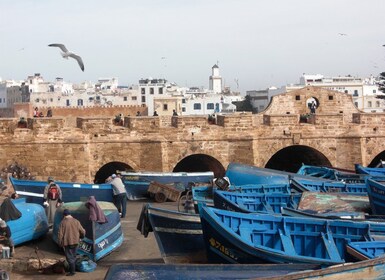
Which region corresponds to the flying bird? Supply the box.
[48,43,84,71]
[338,33,347,36]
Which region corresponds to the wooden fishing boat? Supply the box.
[10,176,114,205]
[295,164,373,184]
[366,179,385,215]
[281,207,367,220]
[119,170,214,200]
[104,263,321,280]
[6,198,49,246]
[192,183,293,213]
[137,203,205,263]
[261,255,385,280]
[213,190,301,213]
[346,241,385,261]
[225,162,334,186]
[355,163,385,176]
[291,177,368,195]
[52,201,123,261]
[199,206,385,265]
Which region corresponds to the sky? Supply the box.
[1,0,385,94]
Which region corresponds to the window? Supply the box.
[194,103,202,110]
[373,89,377,93]
[368,101,372,108]
[182,99,186,104]
[328,95,333,100]
[376,101,380,107]
[123,97,127,101]
[150,88,154,95]
[207,103,214,110]
[77,99,83,106]
[182,107,186,112]
[141,88,145,94]
[354,102,358,107]
[163,104,168,111]
[353,90,358,96]
[141,96,146,102]
[159,88,163,94]
[132,96,137,101]
[344,90,348,93]
[66,100,70,106]
[295,95,300,100]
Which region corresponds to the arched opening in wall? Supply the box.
[173,154,225,178]
[265,145,331,173]
[94,161,134,184]
[367,152,385,167]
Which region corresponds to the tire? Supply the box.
[154,192,167,203]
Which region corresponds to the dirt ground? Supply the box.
[4,199,176,280]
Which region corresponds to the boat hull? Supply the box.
[120,171,214,200]
[200,206,385,265]
[7,198,49,246]
[11,177,114,205]
[139,204,206,263]
[104,263,322,280]
[52,201,123,261]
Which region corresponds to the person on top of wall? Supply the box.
[172,109,178,116]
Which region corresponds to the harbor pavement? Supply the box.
[3,199,176,280]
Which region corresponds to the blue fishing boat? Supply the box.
[199,206,385,265]
[355,163,385,176]
[291,177,368,195]
[296,164,371,182]
[225,162,334,186]
[52,201,123,261]
[6,198,49,246]
[137,203,205,263]
[263,255,385,280]
[366,178,385,215]
[104,263,321,280]
[120,170,214,200]
[346,241,385,261]
[192,183,293,212]
[213,190,301,213]
[281,207,367,220]
[10,176,114,205]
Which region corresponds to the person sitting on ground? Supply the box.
[153,111,159,116]
[0,219,14,257]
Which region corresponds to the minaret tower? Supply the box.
[209,64,222,94]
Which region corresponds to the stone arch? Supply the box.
[265,145,332,173]
[173,153,225,177]
[94,161,134,183]
[368,151,385,167]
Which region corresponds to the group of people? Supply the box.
[1,174,127,276]
[33,107,53,118]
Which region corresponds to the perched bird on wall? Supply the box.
[48,43,84,71]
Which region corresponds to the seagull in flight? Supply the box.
[48,43,84,71]
[338,33,348,36]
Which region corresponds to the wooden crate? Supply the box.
[148,181,184,203]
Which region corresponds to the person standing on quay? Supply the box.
[43,177,63,226]
[58,209,85,277]
[111,174,127,218]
